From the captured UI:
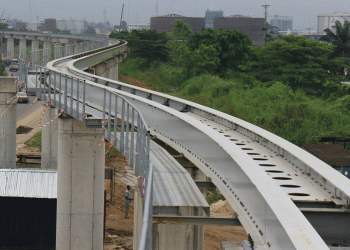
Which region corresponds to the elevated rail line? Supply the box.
[18,34,350,249]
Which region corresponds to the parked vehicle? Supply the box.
[9,59,19,72]
[17,91,29,103]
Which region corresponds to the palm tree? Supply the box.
[320,20,350,59]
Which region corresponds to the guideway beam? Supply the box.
[56,116,105,250]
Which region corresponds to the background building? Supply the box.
[214,16,265,45]
[16,22,26,30]
[150,12,265,45]
[269,15,293,31]
[150,14,205,33]
[317,12,350,35]
[56,19,85,34]
[26,22,43,31]
[44,19,56,32]
[205,9,224,28]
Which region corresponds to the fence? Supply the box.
[18,38,154,249]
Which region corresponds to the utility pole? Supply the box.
[262,5,270,46]
[30,0,32,22]
[156,0,159,17]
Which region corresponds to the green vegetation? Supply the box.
[25,131,42,149]
[206,190,226,205]
[112,20,350,148]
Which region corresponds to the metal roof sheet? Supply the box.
[151,141,209,208]
[0,169,57,199]
[303,144,350,167]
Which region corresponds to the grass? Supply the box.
[24,131,42,149]
[118,57,350,149]
[106,145,122,157]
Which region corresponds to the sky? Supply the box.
[0,0,349,31]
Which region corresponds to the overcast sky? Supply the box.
[1,0,349,31]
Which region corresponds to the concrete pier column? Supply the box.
[31,40,40,64]
[133,186,144,250]
[54,43,62,59]
[109,63,119,81]
[41,106,58,169]
[56,117,105,250]
[19,39,27,59]
[7,38,14,58]
[43,41,51,62]
[0,77,17,168]
[65,44,74,56]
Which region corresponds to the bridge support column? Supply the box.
[54,43,62,59]
[19,39,27,59]
[56,117,105,250]
[0,77,17,168]
[133,186,144,250]
[7,38,14,58]
[109,63,118,81]
[65,44,74,56]
[43,41,51,62]
[31,40,40,64]
[41,106,58,169]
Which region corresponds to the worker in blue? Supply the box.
[125,185,133,219]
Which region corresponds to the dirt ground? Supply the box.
[119,75,156,91]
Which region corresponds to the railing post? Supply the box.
[82,80,86,119]
[120,99,125,154]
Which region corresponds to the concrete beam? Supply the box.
[153,215,241,226]
[56,117,105,250]
[0,77,18,169]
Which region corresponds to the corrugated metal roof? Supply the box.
[0,169,57,199]
[303,144,350,167]
[151,141,209,208]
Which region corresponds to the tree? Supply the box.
[179,44,220,76]
[240,35,346,93]
[84,26,96,35]
[187,28,253,74]
[110,29,169,61]
[320,21,350,59]
[166,19,193,66]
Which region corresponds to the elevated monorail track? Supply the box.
[34,38,350,249]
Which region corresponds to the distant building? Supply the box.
[150,14,205,33]
[317,12,350,35]
[269,15,293,31]
[205,9,224,28]
[214,16,265,45]
[16,22,27,30]
[26,22,43,31]
[44,19,56,32]
[150,12,265,45]
[56,19,85,34]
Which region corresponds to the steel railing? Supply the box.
[18,38,154,250]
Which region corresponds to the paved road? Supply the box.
[17,96,43,123]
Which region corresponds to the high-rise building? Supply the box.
[269,15,293,31]
[317,13,350,35]
[205,10,224,28]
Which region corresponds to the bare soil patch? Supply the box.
[119,75,156,91]
[16,125,33,134]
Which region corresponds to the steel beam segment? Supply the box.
[152,215,241,226]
